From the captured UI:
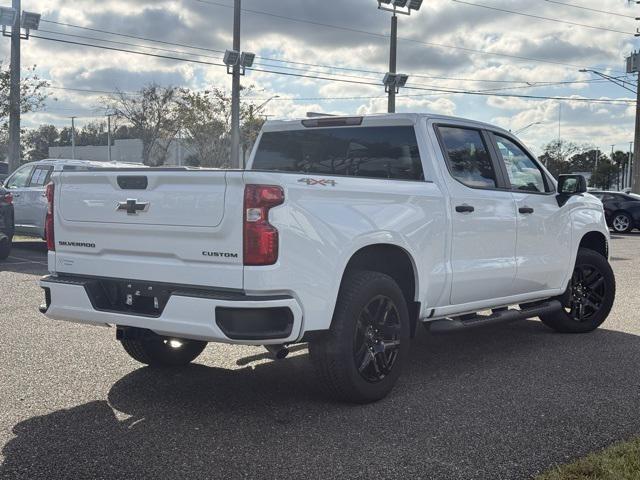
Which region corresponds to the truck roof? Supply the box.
[262,113,511,136]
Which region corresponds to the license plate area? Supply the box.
[84,278,171,317]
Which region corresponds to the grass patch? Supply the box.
[537,437,640,480]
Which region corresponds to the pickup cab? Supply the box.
[39,113,615,403]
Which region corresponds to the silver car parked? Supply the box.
[3,159,142,239]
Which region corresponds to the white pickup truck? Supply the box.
[40,113,615,403]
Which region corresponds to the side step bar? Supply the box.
[428,300,562,334]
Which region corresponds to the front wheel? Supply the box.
[540,248,615,333]
[309,271,410,404]
[612,212,632,233]
[120,335,207,367]
[0,235,11,260]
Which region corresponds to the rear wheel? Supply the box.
[612,212,632,233]
[120,336,207,367]
[540,248,615,333]
[309,271,410,404]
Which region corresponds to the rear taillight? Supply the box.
[1,192,12,205]
[45,182,55,251]
[243,184,284,266]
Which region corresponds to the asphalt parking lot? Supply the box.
[1,237,639,480]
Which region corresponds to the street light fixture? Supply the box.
[377,0,423,113]
[0,7,16,28]
[1,7,39,39]
[377,0,423,15]
[383,72,409,93]
[513,121,542,135]
[20,11,40,31]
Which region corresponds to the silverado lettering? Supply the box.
[58,241,96,248]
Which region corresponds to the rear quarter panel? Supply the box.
[242,170,449,335]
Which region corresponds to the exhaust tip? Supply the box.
[264,344,289,360]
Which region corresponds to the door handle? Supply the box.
[519,207,534,214]
[455,204,475,213]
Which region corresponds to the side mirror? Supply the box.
[558,174,587,195]
[557,174,587,206]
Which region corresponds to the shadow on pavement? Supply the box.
[0,241,48,275]
[2,321,640,480]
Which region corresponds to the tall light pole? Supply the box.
[71,116,76,160]
[377,0,423,113]
[1,6,40,173]
[624,52,640,193]
[223,0,255,169]
[230,0,241,169]
[8,0,20,174]
[107,114,113,162]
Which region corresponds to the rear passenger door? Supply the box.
[434,124,518,306]
[490,133,571,294]
[24,165,52,236]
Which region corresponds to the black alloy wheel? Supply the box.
[540,248,615,333]
[564,262,606,322]
[353,295,402,383]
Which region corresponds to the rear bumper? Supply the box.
[39,275,303,345]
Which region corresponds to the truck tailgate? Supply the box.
[51,170,245,289]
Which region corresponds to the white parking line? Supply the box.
[6,255,48,266]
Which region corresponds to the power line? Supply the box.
[41,16,623,85]
[190,0,623,71]
[541,0,636,19]
[452,0,636,36]
[38,27,614,93]
[30,33,635,106]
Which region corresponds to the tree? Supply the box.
[591,159,618,190]
[177,89,230,168]
[568,149,601,173]
[103,84,182,166]
[538,139,582,178]
[24,124,60,161]
[176,88,266,168]
[0,64,49,133]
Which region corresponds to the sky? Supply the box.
[1,0,639,155]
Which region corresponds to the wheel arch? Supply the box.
[579,230,609,258]
[338,243,421,337]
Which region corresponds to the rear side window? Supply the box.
[29,166,52,187]
[252,126,424,181]
[437,126,497,189]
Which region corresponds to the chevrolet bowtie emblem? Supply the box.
[116,199,150,215]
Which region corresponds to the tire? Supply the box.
[309,270,411,404]
[540,248,615,333]
[611,212,632,233]
[120,336,207,367]
[0,235,10,260]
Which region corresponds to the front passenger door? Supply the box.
[491,134,572,294]
[4,164,34,233]
[435,125,518,306]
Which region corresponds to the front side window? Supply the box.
[438,126,497,189]
[5,164,33,189]
[495,136,548,193]
[252,126,424,181]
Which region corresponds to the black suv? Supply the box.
[0,185,13,259]
[591,191,640,233]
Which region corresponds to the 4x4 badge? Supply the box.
[116,199,150,215]
[298,178,337,187]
